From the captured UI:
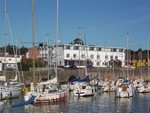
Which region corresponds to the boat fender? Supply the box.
[117,110,120,113]
[22,87,28,94]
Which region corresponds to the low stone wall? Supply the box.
[0,67,150,85]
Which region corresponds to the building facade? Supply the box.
[38,43,126,68]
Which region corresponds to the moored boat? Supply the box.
[24,82,68,104]
[115,83,135,98]
[0,85,22,100]
[73,83,98,97]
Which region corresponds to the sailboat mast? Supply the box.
[147,39,149,78]
[55,0,59,82]
[83,33,88,76]
[46,34,50,80]
[3,0,7,80]
[32,0,35,84]
[126,33,129,78]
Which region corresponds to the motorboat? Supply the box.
[73,83,98,97]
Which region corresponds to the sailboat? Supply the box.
[8,45,24,88]
[115,82,135,98]
[0,0,23,100]
[24,0,68,104]
[73,35,99,97]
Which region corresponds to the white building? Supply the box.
[0,55,21,70]
[38,43,125,68]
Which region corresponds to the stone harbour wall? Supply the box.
[0,67,150,85]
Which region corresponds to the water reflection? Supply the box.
[115,98,132,113]
[7,92,150,113]
[23,101,67,113]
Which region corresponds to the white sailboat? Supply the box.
[8,44,24,88]
[24,0,68,104]
[115,79,135,98]
[0,0,22,100]
[137,81,150,93]
[24,80,68,103]
[115,83,135,98]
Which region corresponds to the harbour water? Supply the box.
[4,92,150,113]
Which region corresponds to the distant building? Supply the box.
[0,55,21,70]
[129,49,150,68]
[28,47,38,59]
[38,43,126,68]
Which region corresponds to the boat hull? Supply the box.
[24,90,68,104]
[73,85,98,97]
[35,91,68,103]
[0,87,22,100]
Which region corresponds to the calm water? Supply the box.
[4,92,150,113]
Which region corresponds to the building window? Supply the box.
[90,55,94,59]
[66,46,70,49]
[111,48,113,52]
[74,46,79,50]
[119,49,123,52]
[97,55,100,59]
[73,54,77,58]
[89,47,94,51]
[97,47,101,51]
[97,62,100,66]
[81,54,85,59]
[105,55,108,60]
[115,56,118,60]
[110,55,113,59]
[66,54,70,58]
[113,48,116,52]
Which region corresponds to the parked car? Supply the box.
[62,65,78,69]
[68,65,78,69]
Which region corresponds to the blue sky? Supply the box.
[0,0,150,50]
